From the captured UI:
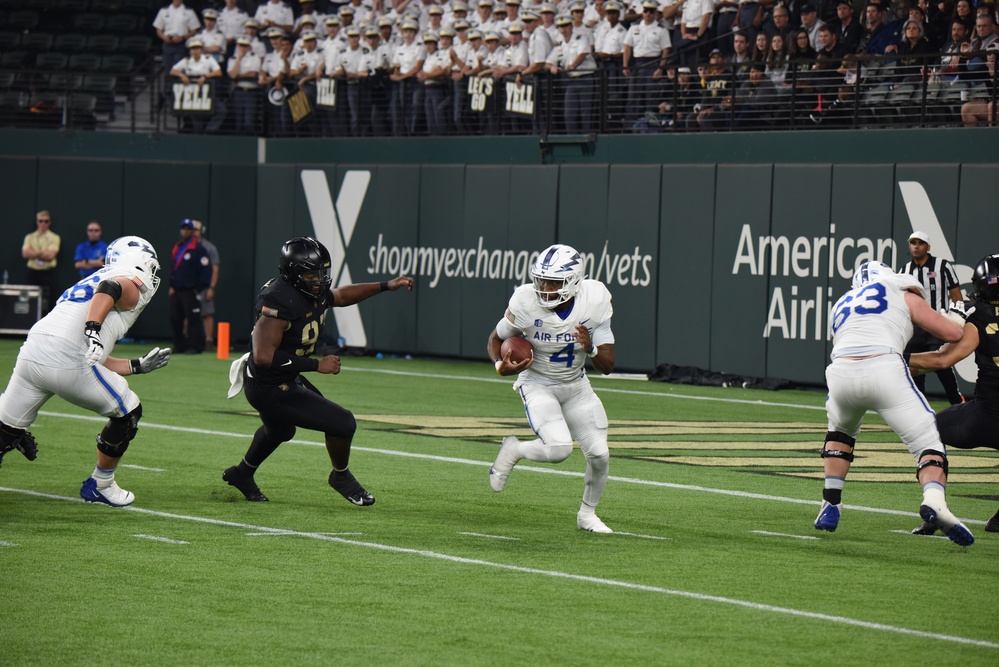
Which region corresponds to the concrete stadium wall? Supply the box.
[0,129,993,393]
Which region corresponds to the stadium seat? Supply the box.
[121,0,154,12]
[68,53,102,71]
[104,14,137,33]
[6,10,39,31]
[59,0,91,10]
[0,31,20,50]
[100,54,134,74]
[120,35,151,56]
[47,72,84,92]
[35,52,69,70]
[0,70,15,89]
[0,51,26,68]
[72,13,105,32]
[0,90,23,111]
[86,34,120,52]
[91,0,122,11]
[54,33,89,52]
[68,92,98,128]
[19,32,54,51]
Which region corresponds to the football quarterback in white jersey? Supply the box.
[487,243,617,533]
[815,260,975,546]
[0,236,171,507]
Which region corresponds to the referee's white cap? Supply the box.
[908,230,929,244]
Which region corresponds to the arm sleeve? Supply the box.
[495,316,521,339]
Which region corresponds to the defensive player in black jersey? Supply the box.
[223,236,413,504]
[909,254,999,534]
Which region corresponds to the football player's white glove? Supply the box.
[84,321,104,366]
[130,347,172,375]
[945,301,976,325]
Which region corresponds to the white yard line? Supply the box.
[457,532,520,541]
[1,485,996,651]
[36,410,988,527]
[751,530,821,541]
[0,540,18,547]
[120,464,165,472]
[612,532,671,540]
[131,534,189,545]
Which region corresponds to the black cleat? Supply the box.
[911,521,938,536]
[329,469,375,506]
[986,509,999,533]
[0,430,37,468]
[222,466,269,502]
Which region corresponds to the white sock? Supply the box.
[582,452,609,509]
[922,481,946,509]
[517,439,572,463]
[92,465,115,489]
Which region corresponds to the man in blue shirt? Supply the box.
[73,221,108,278]
[169,218,212,354]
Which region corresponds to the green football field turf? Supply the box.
[0,339,997,666]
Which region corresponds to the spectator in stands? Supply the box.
[259,32,292,136]
[169,38,226,133]
[908,4,941,51]
[832,0,863,53]
[751,31,771,64]
[971,13,998,50]
[450,20,477,134]
[228,36,262,134]
[539,4,559,43]
[289,31,324,134]
[800,3,826,51]
[255,0,294,35]
[766,32,791,86]
[73,220,107,279]
[243,19,267,59]
[715,0,741,55]
[765,4,795,43]
[960,43,998,125]
[860,2,900,54]
[419,32,450,135]
[731,31,753,80]
[218,0,250,58]
[549,16,597,133]
[293,14,320,43]
[390,20,425,136]
[594,2,626,127]
[789,27,819,118]
[154,0,201,81]
[887,18,933,83]
[197,9,227,63]
[569,2,591,41]
[733,60,780,127]
[673,0,713,68]
[693,48,734,129]
[951,0,974,30]
[623,0,672,116]
[813,24,846,95]
[735,0,765,45]
[367,24,393,137]
[933,19,970,83]
[22,210,60,314]
[655,65,699,129]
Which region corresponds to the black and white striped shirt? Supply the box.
[901,253,960,312]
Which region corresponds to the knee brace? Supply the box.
[822,431,856,462]
[97,404,142,458]
[916,450,948,480]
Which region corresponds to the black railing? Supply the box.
[0,50,995,136]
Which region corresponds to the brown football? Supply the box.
[500,336,533,363]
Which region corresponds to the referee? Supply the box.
[902,230,964,404]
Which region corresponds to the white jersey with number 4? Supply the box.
[830,273,925,360]
[507,278,614,386]
[19,265,158,369]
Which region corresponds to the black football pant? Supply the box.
[169,288,204,354]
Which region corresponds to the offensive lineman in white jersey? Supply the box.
[0,237,171,507]
[815,260,975,546]
[487,244,616,533]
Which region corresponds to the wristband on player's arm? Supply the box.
[270,348,320,373]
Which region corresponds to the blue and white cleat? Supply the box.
[489,436,521,493]
[814,500,842,532]
[80,477,135,507]
[919,503,974,547]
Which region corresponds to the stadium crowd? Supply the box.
[158,0,999,135]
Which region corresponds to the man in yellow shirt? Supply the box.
[22,210,61,313]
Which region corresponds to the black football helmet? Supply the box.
[971,253,999,304]
[279,236,333,298]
